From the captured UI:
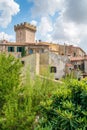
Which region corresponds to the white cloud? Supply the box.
[63,0,87,24]
[52,16,81,44]
[52,0,87,47]
[29,0,87,51]
[0,0,20,28]
[38,17,53,36]
[0,32,14,41]
[30,20,37,26]
[31,0,64,17]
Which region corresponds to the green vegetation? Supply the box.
[0,54,87,130]
[36,79,87,130]
[21,47,26,57]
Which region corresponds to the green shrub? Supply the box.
[36,79,87,130]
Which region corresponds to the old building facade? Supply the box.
[0,22,87,79]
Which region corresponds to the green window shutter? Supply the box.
[17,47,19,52]
[12,47,14,52]
[8,47,10,52]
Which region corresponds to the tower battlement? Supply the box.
[14,22,36,43]
[14,22,36,32]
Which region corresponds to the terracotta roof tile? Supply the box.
[66,63,73,67]
[70,57,84,61]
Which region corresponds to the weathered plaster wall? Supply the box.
[49,52,69,79]
[21,54,37,79]
[39,52,69,79]
[84,60,87,73]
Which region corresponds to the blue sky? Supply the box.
[0,0,87,52]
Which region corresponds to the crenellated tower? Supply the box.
[14,22,36,43]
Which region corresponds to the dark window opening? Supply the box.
[17,47,26,57]
[78,65,81,69]
[79,64,84,71]
[55,78,59,80]
[8,47,14,52]
[21,61,25,65]
[74,65,77,69]
[74,52,76,57]
[50,66,57,73]
[17,47,22,52]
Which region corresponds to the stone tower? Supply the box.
[14,22,36,43]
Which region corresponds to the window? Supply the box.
[78,65,81,69]
[55,78,59,80]
[8,47,14,52]
[50,66,57,73]
[79,64,84,71]
[74,52,76,57]
[17,47,22,52]
[21,60,25,65]
[74,65,77,69]
[17,47,26,57]
[29,49,33,54]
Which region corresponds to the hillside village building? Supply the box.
[0,22,87,79]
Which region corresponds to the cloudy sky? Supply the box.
[0,0,87,52]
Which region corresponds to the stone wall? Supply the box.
[25,29,35,43]
[14,22,36,43]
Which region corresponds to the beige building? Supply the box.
[0,22,87,79]
[59,44,86,57]
[0,22,86,58]
[21,52,69,79]
[0,22,50,58]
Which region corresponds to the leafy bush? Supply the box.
[36,79,87,130]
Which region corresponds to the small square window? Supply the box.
[74,65,77,69]
[50,66,57,73]
[21,61,25,65]
[8,47,14,52]
[17,47,22,52]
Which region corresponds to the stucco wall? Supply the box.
[39,52,69,79]
[84,60,87,73]
[40,53,49,65]
[21,54,37,78]
[49,52,69,79]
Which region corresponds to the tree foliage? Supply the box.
[0,54,21,110]
[0,54,59,129]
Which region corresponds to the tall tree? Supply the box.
[0,54,22,112]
